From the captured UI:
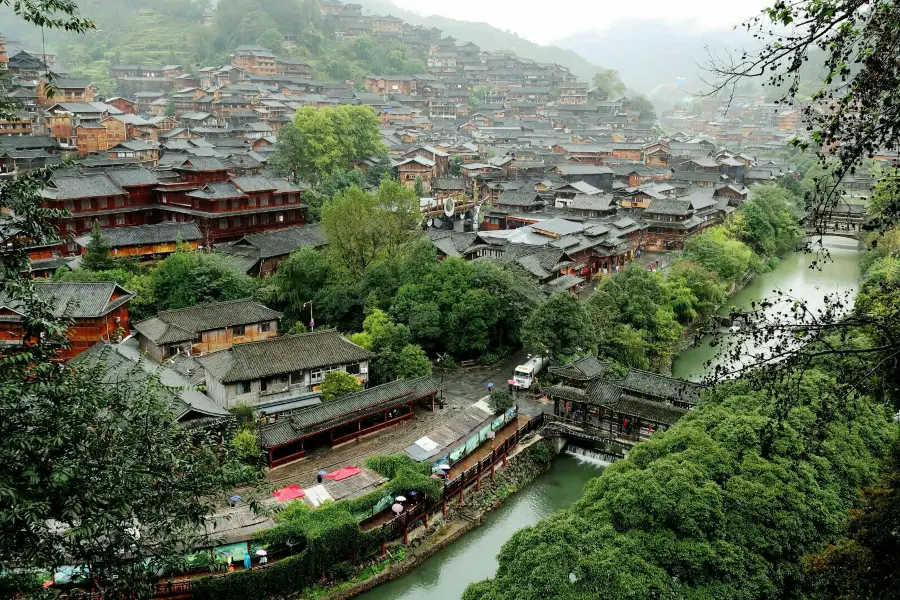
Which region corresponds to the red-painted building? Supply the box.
[40,158,308,255]
[0,282,134,359]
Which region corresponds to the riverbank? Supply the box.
[673,242,864,380]
[308,437,557,600]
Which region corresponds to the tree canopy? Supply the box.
[269,105,385,183]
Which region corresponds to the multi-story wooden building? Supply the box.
[197,329,372,409]
[157,167,307,244]
[0,282,134,359]
[134,298,282,361]
[231,46,277,76]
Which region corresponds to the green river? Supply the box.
[355,240,863,600]
[356,453,606,600]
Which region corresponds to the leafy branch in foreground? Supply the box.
[704,0,900,247]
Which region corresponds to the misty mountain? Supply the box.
[356,0,604,81]
[553,20,755,94]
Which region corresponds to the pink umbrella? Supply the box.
[392,503,404,514]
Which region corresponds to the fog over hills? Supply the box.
[552,20,755,95]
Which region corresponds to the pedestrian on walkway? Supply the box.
[487,382,493,394]
[243,553,251,570]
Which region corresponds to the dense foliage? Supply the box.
[521,292,596,363]
[348,309,432,385]
[53,248,260,321]
[0,166,249,598]
[320,179,421,277]
[464,373,895,600]
[269,105,386,184]
[319,370,363,401]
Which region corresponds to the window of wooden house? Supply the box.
[232,325,246,336]
[232,217,241,228]
[346,363,360,375]
[96,197,107,210]
[276,213,284,223]
[248,195,257,207]
[219,219,228,229]
[259,194,269,206]
[240,381,251,394]
[97,216,108,227]
[249,215,257,226]
[261,214,270,224]
[80,199,92,211]
[115,196,125,208]
[260,378,268,392]
[116,215,125,225]
[260,321,271,333]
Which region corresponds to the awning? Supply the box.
[272,484,305,502]
[324,466,362,481]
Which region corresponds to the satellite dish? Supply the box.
[443,196,456,218]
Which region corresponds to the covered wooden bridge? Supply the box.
[545,356,702,443]
[259,377,440,467]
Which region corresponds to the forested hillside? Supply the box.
[0,0,602,97]
[356,0,602,81]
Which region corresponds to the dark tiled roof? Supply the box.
[198,329,372,383]
[75,221,202,248]
[1,282,133,319]
[106,168,161,187]
[432,177,466,191]
[259,377,439,446]
[496,188,543,208]
[74,342,229,421]
[43,174,124,200]
[622,369,702,405]
[548,356,611,381]
[645,198,694,216]
[216,224,326,261]
[134,298,281,345]
[670,171,723,183]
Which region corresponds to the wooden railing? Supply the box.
[61,416,548,600]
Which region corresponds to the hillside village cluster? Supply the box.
[0,0,883,471]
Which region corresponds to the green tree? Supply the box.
[0,166,246,597]
[274,246,329,326]
[521,293,596,362]
[320,370,363,401]
[321,180,420,277]
[413,175,425,198]
[682,227,755,284]
[489,388,514,414]
[628,94,657,121]
[270,105,385,183]
[256,28,283,53]
[465,373,894,600]
[395,343,432,380]
[82,221,116,271]
[450,156,462,176]
[148,251,258,315]
[591,68,626,95]
[586,266,682,369]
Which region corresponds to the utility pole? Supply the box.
[303,300,314,331]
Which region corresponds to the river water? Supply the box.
[355,452,606,600]
[673,239,864,380]
[355,241,862,600]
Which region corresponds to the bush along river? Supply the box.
[351,449,606,600]
[350,241,863,600]
[673,239,864,380]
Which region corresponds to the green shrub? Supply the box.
[231,428,261,464]
[364,454,430,479]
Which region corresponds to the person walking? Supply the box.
[487,382,493,394]
[243,552,251,570]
